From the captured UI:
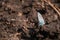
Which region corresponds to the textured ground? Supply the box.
[0,0,60,40]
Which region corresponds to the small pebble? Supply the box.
[53,14,58,20]
[18,12,22,16]
[38,12,45,26]
[11,19,15,21]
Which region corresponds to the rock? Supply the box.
[38,12,45,26]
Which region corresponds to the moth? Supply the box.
[38,12,45,26]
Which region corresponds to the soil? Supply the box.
[0,0,60,40]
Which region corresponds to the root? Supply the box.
[44,0,60,16]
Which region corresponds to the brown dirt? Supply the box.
[0,0,60,40]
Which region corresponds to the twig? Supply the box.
[55,5,60,12]
[44,0,60,16]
